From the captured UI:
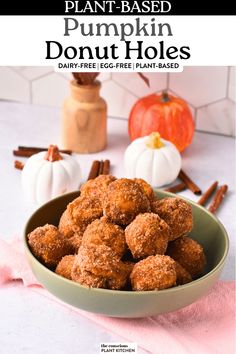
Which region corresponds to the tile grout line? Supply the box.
[0,97,233,138]
[108,116,233,138]
[29,71,55,83]
[168,86,231,112]
[196,97,226,110]
[228,97,236,105]
[99,73,112,82]
[7,67,33,104]
[195,128,234,138]
[8,66,54,83]
[226,66,231,99]
[57,72,71,81]
[112,77,142,99]
[108,115,233,138]
[7,66,29,81]
[167,87,194,106]
[168,87,197,112]
[1,68,235,138]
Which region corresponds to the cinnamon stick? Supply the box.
[98,160,104,175]
[87,160,100,180]
[18,146,50,152]
[197,181,218,206]
[102,160,110,175]
[14,147,72,157]
[165,182,187,193]
[208,185,228,214]
[14,150,37,158]
[178,169,202,195]
[18,146,72,154]
[14,160,24,170]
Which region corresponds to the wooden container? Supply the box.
[61,80,107,153]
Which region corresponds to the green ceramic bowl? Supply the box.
[24,191,229,318]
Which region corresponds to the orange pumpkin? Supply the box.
[128,91,195,152]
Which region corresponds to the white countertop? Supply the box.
[0,102,235,354]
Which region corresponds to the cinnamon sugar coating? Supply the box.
[167,236,206,278]
[55,255,75,280]
[103,178,150,226]
[133,178,155,201]
[27,224,72,269]
[68,194,103,226]
[71,267,107,288]
[58,210,84,252]
[174,261,192,285]
[80,175,116,202]
[71,245,130,289]
[123,261,135,274]
[122,261,136,290]
[130,255,177,291]
[27,177,207,292]
[82,217,126,258]
[68,234,84,253]
[59,209,82,239]
[59,194,103,252]
[152,197,193,241]
[125,213,170,259]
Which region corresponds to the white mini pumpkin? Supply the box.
[22,145,81,205]
[124,132,181,187]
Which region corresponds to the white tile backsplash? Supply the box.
[229,67,236,103]
[196,99,236,136]
[101,80,137,118]
[169,66,228,107]
[113,72,167,97]
[0,67,30,103]
[99,72,112,82]
[11,66,53,81]
[32,73,69,107]
[0,66,235,136]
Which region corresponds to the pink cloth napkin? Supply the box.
[0,238,235,354]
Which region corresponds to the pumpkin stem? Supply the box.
[161,90,170,103]
[44,145,63,162]
[146,132,165,149]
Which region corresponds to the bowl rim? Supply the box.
[24,189,229,296]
